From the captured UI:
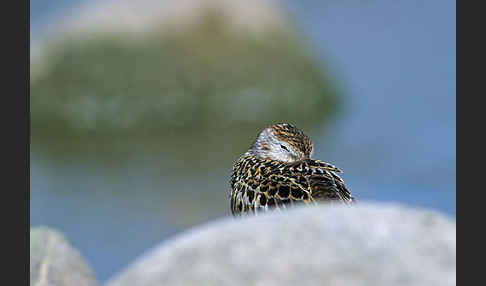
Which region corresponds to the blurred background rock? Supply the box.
[30,0,456,283]
[31,0,340,165]
[30,226,100,286]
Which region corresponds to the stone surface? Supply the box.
[30,226,100,286]
[106,202,456,286]
[30,0,341,166]
[55,0,288,38]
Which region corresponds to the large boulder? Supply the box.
[30,226,100,286]
[106,203,456,286]
[30,0,341,167]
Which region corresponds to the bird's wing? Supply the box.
[230,156,310,215]
[230,157,354,215]
[262,158,354,205]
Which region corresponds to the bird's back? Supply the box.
[230,155,354,216]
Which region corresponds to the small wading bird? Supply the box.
[230,123,354,216]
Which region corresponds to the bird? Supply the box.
[230,123,354,216]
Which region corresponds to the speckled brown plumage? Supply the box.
[271,123,313,158]
[230,123,354,216]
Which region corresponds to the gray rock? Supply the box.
[30,226,100,286]
[31,0,341,166]
[106,203,456,286]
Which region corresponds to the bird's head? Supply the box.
[246,123,313,163]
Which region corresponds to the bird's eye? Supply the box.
[280,145,290,152]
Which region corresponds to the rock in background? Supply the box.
[30,226,100,286]
[30,0,341,167]
[106,203,456,286]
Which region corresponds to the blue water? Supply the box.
[283,0,456,213]
[30,0,456,282]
